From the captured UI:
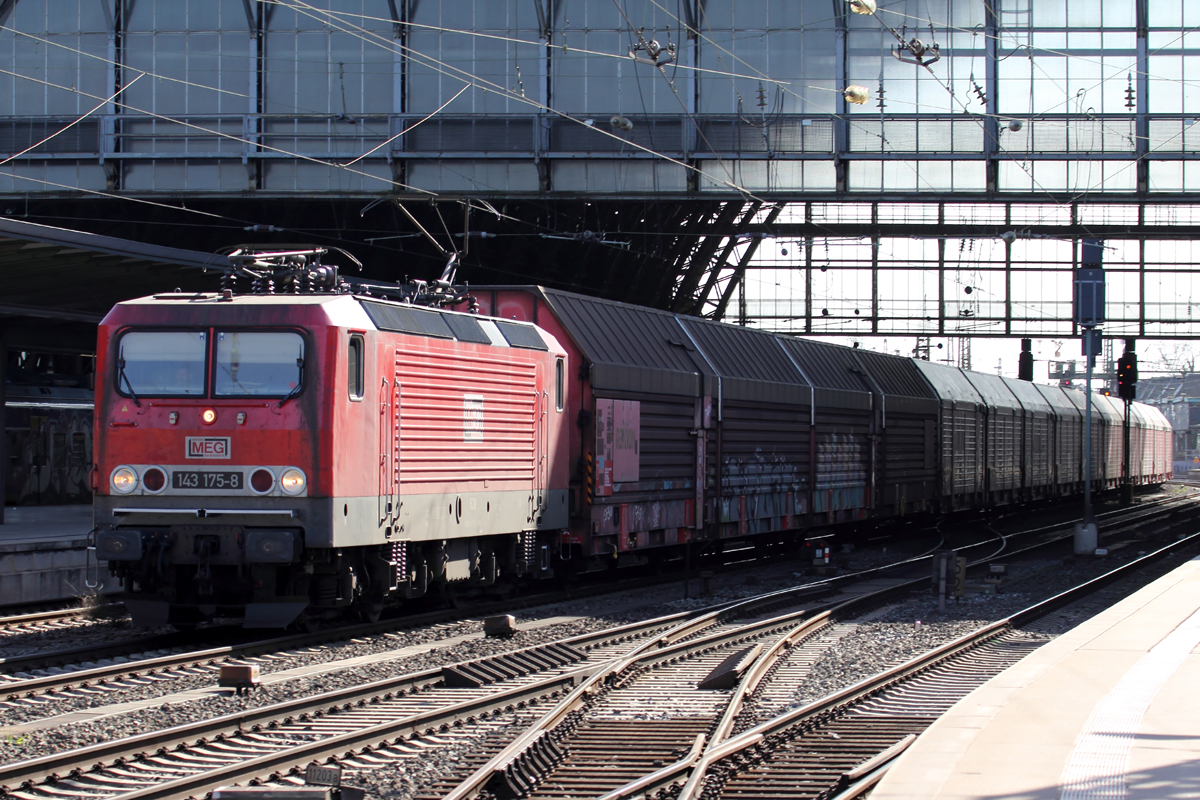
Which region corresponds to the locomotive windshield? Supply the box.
[214,331,304,397]
[117,331,206,396]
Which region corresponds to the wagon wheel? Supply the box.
[291,613,321,634]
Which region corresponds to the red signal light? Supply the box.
[251,469,275,493]
[142,467,166,492]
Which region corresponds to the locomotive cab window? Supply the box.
[348,334,364,400]
[555,357,564,412]
[215,331,305,397]
[117,331,206,397]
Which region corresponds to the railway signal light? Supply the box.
[1117,354,1137,400]
[1018,338,1033,381]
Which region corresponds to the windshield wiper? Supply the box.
[117,358,142,407]
[278,357,305,408]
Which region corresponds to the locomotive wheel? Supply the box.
[358,602,384,624]
[291,613,321,634]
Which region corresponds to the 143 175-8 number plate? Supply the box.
[172,471,243,490]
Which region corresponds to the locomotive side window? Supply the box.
[214,331,305,397]
[117,331,206,397]
[555,357,564,412]
[348,334,364,400]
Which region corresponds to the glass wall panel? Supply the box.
[552,160,687,192]
[876,267,941,334]
[0,162,106,192]
[1148,160,1188,192]
[698,159,835,192]
[1148,0,1200,29]
[809,265,873,334]
[0,1,108,115]
[1104,269,1141,322]
[849,160,985,192]
[407,159,539,193]
[262,159,392,192]
[744,259,807,323]
[1145,239,1198,268]
[125,1,251,117]
[265,1,395,116]
[1010,269,1072,325]
[697,0,835,115]
[1000,160,1137,192]
[549,0,687,115]
[410,0,542,114]
[1143,272,1200,322]
[124,161,249,191]
[1146,51,1200,114]
[944,237,1006,321]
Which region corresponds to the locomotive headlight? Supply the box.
[279,468,306,495]
[201,408,217,425]
[111,466,138,494]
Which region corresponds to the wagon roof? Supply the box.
[911,360,984,403]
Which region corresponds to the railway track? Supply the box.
[0,602,754,800]
[406,501,1200,799]
[0,602,122,634]
[0,545,937,800]
[583,532,1200,800]
[0,562,767,699]
[0,495,1194,800]
[0,488,1182,697]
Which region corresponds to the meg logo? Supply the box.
[186,436,231,459]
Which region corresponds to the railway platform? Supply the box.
[0,505,113,607]
[872,553,1200,800]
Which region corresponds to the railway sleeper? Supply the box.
[442,643,586,688]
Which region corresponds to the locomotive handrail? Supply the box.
[84,526,100,590]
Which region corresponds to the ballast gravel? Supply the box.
[781,544,1199,713]
[0,555,835,763]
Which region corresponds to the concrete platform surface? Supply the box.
[873,555,1200,800]
[0,504,113,606]
[0,504,93,546]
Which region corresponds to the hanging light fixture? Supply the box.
[847,0,876,14]
[610,115,633,132]
[843,86,870,105]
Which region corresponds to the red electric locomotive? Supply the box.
[93,250,568,628]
